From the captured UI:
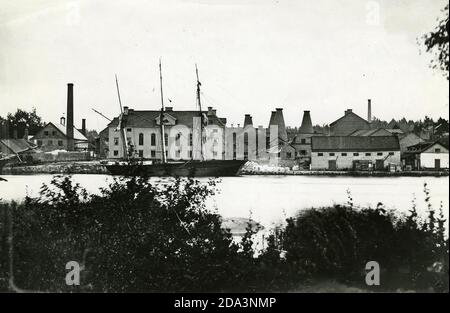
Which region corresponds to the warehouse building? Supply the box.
[311,136,401,170]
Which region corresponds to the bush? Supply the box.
[279,187,448,291]
[0,177,448,292]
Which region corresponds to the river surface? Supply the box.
[0,174,448,230]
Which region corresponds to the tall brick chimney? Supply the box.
[66,83,74,151]
[367,99,372,122]
[299,110,313,133]
[81,118,86,136]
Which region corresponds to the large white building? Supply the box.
[107,106,227,160]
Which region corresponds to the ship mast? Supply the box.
[115,74,129,160]
[159,59,167,163]
[195,64,204,161]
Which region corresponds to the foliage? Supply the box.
[421,4,449,80]
[1,108,44,138]
[0,177,448,292]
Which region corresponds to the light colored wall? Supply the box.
[420,152,449,169]
[311,150,401,170]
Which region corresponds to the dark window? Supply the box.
[37,140,42,146]
[377,152,383,156]
[301,138,306,144]
[138,133,144,145]
[52,131,57,136]
[329,153,335,156]
[127,128,132,132]
[277,152,281,157]
[189,133,193,146]
[114,137,119,145]
[58,140,63,146]
[113,150,119,156]
[266,136,270,150]
[341,153,347,156]
[175,133,181,147]
[435,148,441,153]
[286,152,292,158]
[318,153,323,156]
[244,132,248,160]
[188,151,193,158]
[164,133,168,146]
[365,153,371,156]
[44,131,49,137]
[388,152,395,155]
[233,152,236,160]
[138,150,144,157]
[301,150,307,155]
[150,150,156,158]
[353,153,359,156]
[48,140,53,145]
[151,133,156,146]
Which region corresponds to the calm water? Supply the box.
[0,174,448,229]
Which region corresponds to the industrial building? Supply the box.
[311,136,401,170]
[403,138,449,170]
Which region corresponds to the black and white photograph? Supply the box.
[0,0,449,306]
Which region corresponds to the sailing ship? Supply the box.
[104,62,247,177]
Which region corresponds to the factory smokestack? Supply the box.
[67,83,74,151]
[81,118,86,136]
[299,110,313,133]
[243,114,253,127]
[367,99,372,123]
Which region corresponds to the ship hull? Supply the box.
[104,160,247,177]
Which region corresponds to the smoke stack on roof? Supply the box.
[60,116,66,126]
[243,114,253,127]
[165,107,173,112]
[299,110,313,133]
[345,109,352,115]
[123,106,129,115]
[81,119,86,136]
[66,83,74,151]
[367,99,372,123]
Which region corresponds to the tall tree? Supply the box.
[421,4,449,80]
[6,108,44,138]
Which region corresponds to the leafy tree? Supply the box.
[421,4,449,80]
[6,108,44,138]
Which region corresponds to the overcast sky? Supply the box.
[1,0,448,131]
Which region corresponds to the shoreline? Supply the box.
[1,161,448,177]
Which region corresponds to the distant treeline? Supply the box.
[287,116,449,138]
[0,176,447,292]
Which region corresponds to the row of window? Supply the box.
[37,140,64,146]
[317,152,395,157]
[43,130,58,137]
[112,150,219,159]
[114,133,194,147]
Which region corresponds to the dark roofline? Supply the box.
[329,111,369,126]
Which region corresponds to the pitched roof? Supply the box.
[108,109,226,129]
[311,136,400,152]
[51,122,88,141]
[0,139,36,154]
[349,128,395,137]
[329,111,369,127]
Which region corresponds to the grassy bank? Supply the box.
[0,176,448,292]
